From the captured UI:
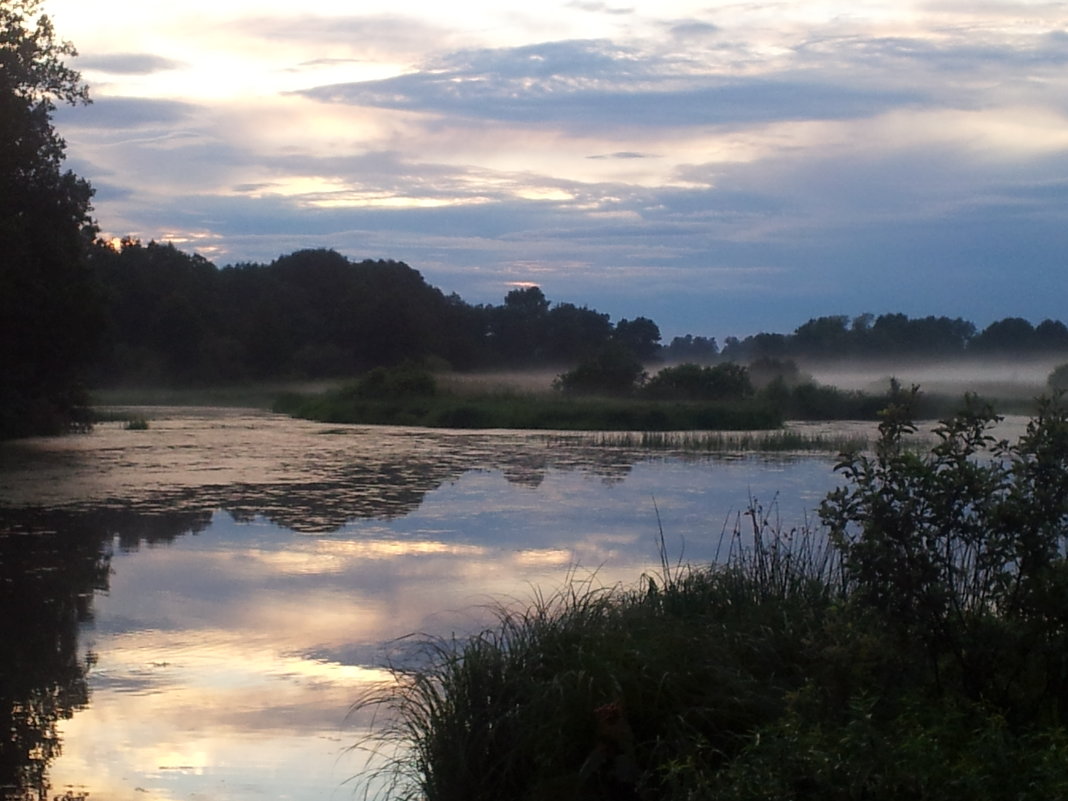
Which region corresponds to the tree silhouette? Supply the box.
[0,0,101,437]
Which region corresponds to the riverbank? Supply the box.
[359,400,1068,800]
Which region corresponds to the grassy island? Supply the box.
[273,361,939,432]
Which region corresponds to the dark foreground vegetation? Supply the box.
[358,393,1068,800]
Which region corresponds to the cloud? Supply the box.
[298,39,928,131]
[567,1,634,15]
[235,13,458,61]
[49,2,1068,339]
[75,53,184,74]
[587,151,655,159]
[667,20,719,39]
[55,96,198,129]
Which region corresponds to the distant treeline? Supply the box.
[89,240,660,384]
[717,313,1068,362]
[90,240,1068,386]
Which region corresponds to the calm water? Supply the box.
[0,408,872,801]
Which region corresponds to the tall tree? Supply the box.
[0,0,99,437]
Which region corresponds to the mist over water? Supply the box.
[806,357,1060,399]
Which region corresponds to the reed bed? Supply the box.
[551,429,870,453]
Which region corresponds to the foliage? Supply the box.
[718,312,1068,361]
[661,334,718,363]
[276,385,783,432]
[642,362,753,401]
[579,429,869,453]
[348,364,438,400]
[82,228,1068,392]
[612,316,662,362]
[553,344,647,397]
[0,0,101,437]
[1049,362,1068,392]
[746,356,807,389]
[757,376,960,421]
[820,390,1068,720]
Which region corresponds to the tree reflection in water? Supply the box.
[0,508,211,801]
[0,515,106,801]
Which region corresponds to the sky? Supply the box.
[45,0,1068,340]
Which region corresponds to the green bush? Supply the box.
[643,362,753,401]
[352,364,438,399]
[554,345,646,396]
[1049,363,1068,392]
[821,389,1068,720]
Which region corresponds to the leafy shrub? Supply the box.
[352,364,437,399]
[820,389,1068,719]
[747,357,808,389]
[554,345,646,396]
[1049,363,1068,392]
[643,362,753,401]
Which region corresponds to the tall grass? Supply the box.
[560,429,870,453]
[352,503,842,801]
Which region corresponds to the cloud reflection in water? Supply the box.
[0,411,851,801]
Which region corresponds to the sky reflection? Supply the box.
[43,455,842,801]
[0,410,861,800]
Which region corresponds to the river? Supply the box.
[0,408,892,801]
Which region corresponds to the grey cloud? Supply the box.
[799,31,1068,73]
[433,39,643,80]
[668,21,720,39]
[587,151,654,159]
[54,96,198,129]
[299,39,927,130]
[289,57,365,72]
[238,13,451,58]
[567,2,634,15]
[75,52,183,74]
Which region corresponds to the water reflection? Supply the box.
[0,411,856,801]
[0,514,109,801]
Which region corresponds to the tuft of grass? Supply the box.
[124,415,150,430]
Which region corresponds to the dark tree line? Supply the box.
[84,239,1068,389]
[88,242,663,385]
[717,313,1068,362]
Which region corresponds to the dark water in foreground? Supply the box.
[0,409,870,801]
